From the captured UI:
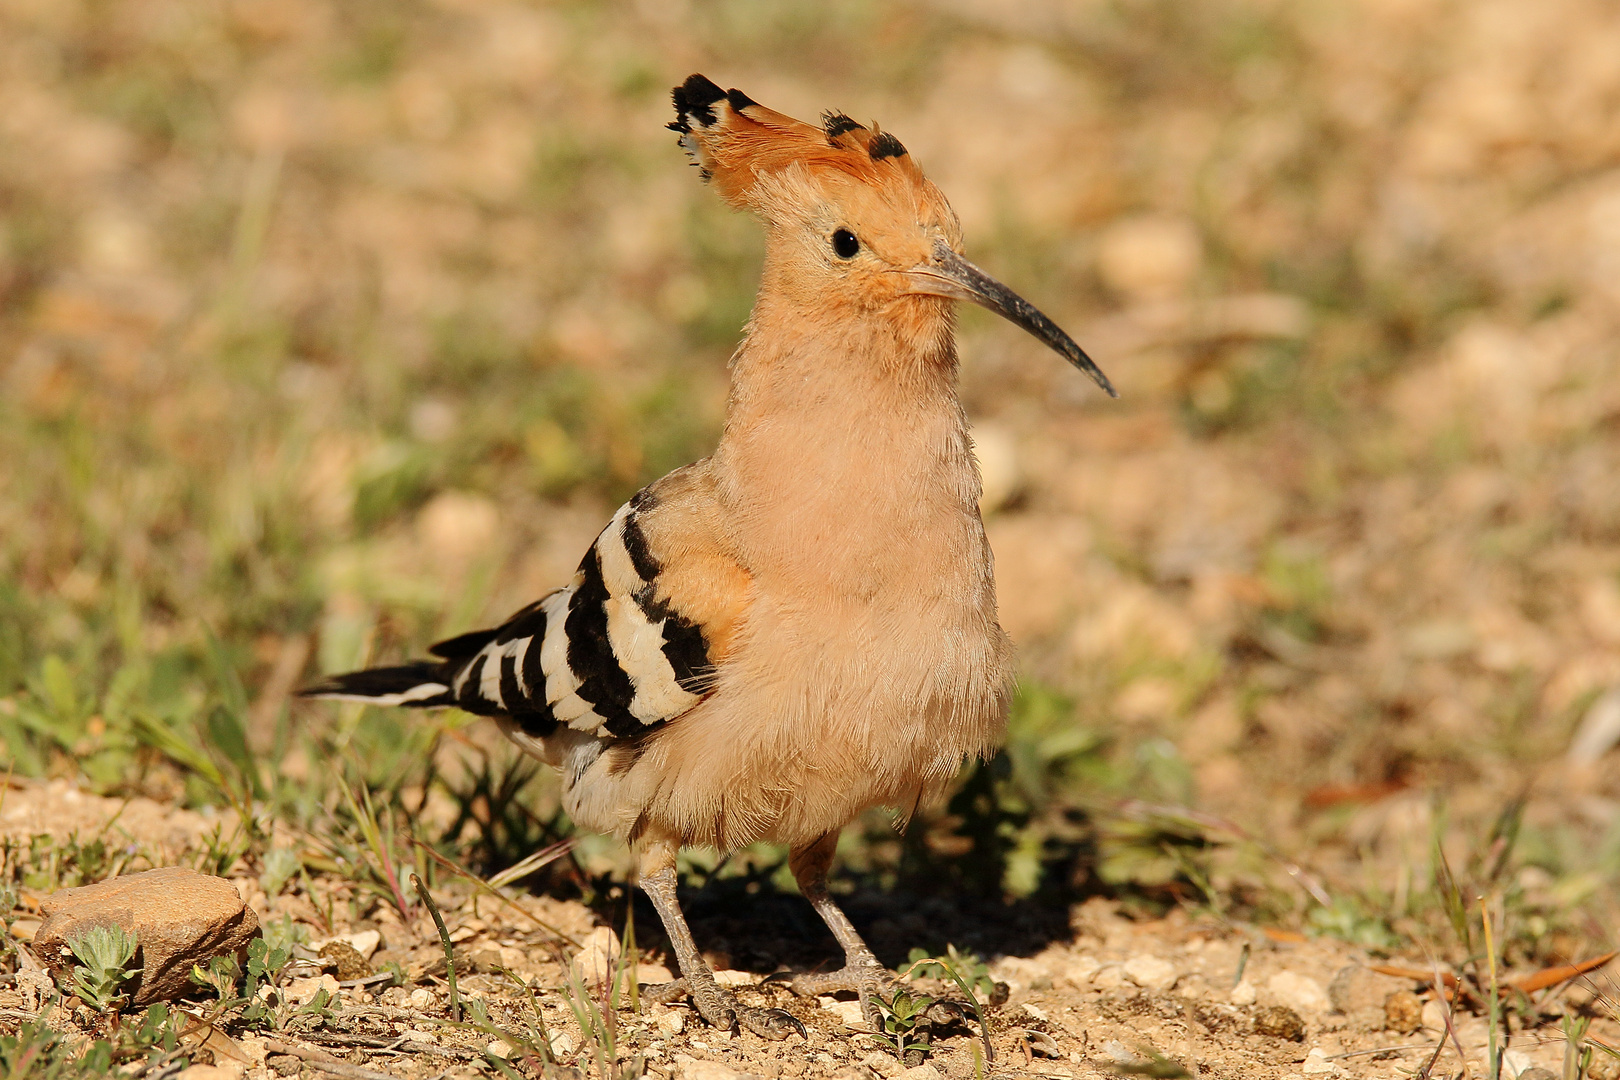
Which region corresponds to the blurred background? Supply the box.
[3,0,1620,962]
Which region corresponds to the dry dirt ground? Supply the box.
[7,780,1618,1080]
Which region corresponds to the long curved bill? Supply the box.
[904,241,1117,397]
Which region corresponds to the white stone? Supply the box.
[712,969,757,987]
[1229,979,1257,1005]
[284,974,340,1006]
[173,1066,243,1080]
[407,987,437,1010]
[487,1039,512,1059]
[657,1009,686,1036]
[548,1032,575,1058]
[1061,955,1101,988]
[1301,1047,1338,1075]
[893,1066,942,1080]
[1123,955,1179,993]
[1501,1049,1533,1077]
[1268,971,1331,1013]
[679,1060,749,1080]
[861,1050,904,1077]
[1100,1041,1137,1064]
[1093,965,1126,989]
[572,926,622,985]
[635,962,676,984]
[823,999,867,1026]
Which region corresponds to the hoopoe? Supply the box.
[304,74,1114,1038]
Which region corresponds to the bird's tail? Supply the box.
[298,662,455,708]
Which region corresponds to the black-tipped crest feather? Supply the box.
[822,111,864,140]
[868,131,906,160]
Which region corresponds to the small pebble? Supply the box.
[1093,965,1126,990]
[1061,956,1100,988]
[822,999,865,1026]
[1229,979,1257,1006]
[284,974,340,1006]
[1123,955,1178,993]
[407,988,437,1010]
[1267,971,1330,1013]
[1254,1004,1305,1041]
[318,940,371,981]
[860,1051,902,1078]
[893,1066,942,1080]
[1301,1048,1338,1075]
[680,1060,753,1080]
[1383,989,1423,1033]
[1589,1056,1620,1080]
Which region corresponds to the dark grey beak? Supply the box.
[905,241,1116,398]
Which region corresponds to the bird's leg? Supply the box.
[635,843,804,1041]
[774,833,894,1023]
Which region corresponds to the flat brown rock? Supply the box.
[35,867,260,1006]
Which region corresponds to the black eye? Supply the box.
[831,228,860,259]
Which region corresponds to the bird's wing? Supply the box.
[442,465,749,740]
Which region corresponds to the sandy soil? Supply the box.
[6,779,1616,1080]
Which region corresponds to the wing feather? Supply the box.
[311,465,745,749]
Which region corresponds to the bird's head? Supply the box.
[670,74,1115,396]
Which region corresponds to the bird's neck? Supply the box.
[711,293,987,597]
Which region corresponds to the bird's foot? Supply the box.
[766,961,895,1027]
[640,976,806,1041]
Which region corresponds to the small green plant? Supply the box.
[189,952,242,1003]
[285,986,338,1032]
[411,872,460,1022]
[904,947,995,1063]
[870,985,935,1065]
[1562,1012,1592,1080]
[460,997,558,1080]
[339,771,414,920]
[240,932,294,1028]
[128,1001,184,1057]
[0,1007,115,1079]
[1115,1045,1193,1078]
[0,878,18,971]
[64,923,138,1013]
[558,949,628,1080]
[906,945,995,1000]
[258,846,302,898]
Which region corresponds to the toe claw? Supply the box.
[772,1010,809,1040]
[738,1006,806,1041]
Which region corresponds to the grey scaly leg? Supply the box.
[636,846,804,1040]
[776,833,893,1023]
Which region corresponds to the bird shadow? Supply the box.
[613,871,1074,978]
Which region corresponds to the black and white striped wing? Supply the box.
[442,498,716,739]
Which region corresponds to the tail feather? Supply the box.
[298,662,454,708]
[427,627,500,660]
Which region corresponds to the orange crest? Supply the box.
[669,74,926,214]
